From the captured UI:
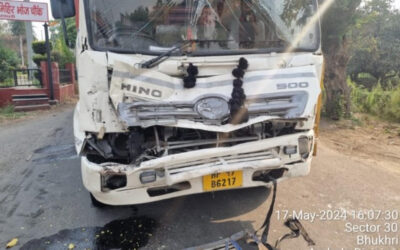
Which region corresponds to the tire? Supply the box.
[90,193,107,208]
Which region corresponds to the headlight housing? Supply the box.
[299,136,313,159]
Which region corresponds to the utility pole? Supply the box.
[44,23,54,101]
[24,0,34,69]
[19,34,24,67]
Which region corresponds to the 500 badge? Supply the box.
[277,82,309,90]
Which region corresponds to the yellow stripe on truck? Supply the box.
[313,62,325,156]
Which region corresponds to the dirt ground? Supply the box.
[320,114,400,172]
[262,115,400,249]
[0,108,399,250]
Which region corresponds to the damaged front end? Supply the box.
[84,120,310,167]
[74,52,322,205]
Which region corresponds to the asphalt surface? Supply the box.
[0,106,399,250]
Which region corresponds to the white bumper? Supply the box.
[82,131,313,205]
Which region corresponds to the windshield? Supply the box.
[85,0,320,55]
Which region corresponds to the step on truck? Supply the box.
[50,0,324,206]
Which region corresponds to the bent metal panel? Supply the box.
[0,0,48,22]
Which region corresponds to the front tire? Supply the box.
[90,193,107,208]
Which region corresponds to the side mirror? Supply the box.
[50,0,75,19]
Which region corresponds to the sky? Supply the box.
[31,0,53,40]
[27,0,400,40]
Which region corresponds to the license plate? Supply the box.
[203,171,243,191]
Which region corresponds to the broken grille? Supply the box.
[118,91,308,127]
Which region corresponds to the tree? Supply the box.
[0,21,9,34]
[10,21,26,67]
[321,0,362,119]
[281,0,362,119]
[48,18,76,68]
[65,18,77,48]
[50,18,77,49]
[348,0,400,88]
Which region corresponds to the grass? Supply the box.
[349,79,400,123]
[0,105,26,122]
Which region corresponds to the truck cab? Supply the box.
[54,0,323,205]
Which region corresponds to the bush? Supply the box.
[350,79,400,122]
[51,51,62,64]
[53,38,75,68]
[349,80,369,112]
[366,84,391,115]
[34,71,42,83]
[33,54,47,67]
[387,87,400,122]
[32,41,51,55]
[0,42,18,82]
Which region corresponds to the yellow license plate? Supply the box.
[203,171,243,191]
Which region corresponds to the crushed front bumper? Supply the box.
[83,131,313,205]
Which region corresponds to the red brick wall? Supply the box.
[59,63,77,102]
[0,88,48,106]
[0,62,77,107]
[59,83,76,103]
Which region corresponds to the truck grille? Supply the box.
[118,91,308,127]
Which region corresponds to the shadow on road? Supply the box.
[20,186,270,250]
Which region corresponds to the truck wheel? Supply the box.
[90,193,107,208]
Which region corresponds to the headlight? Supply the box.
[299,136,313,159]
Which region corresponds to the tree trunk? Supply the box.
[324,36,352,119]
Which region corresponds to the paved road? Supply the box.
[0,106,399,250]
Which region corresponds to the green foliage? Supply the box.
[350,79,400,122]
[50,17,77,49]
[53,36,75,68]
[0,78,14,88]
[0,105,26,120]
[66,18,77,48]
[0,105,15,115]
[32,54,47,66]
[33,71,41,84]
[348,0,400,88]
[388,87,400,121]
[319,0,362,119]
[0,22,9,34]
[9,21,25,36]
[349,80,370,112]
[0,42,18,82]
[366,84,391,114]
[48,18,76,67]
[51,51,62,64]
[323,91,345,120]
[32,41,49,55]
[321,0,362,52]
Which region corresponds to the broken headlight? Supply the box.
[298,136,313,159]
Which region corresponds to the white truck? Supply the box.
[51,0,324,206]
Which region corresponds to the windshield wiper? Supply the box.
[140,40,192,69]
[140,39,234,69]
